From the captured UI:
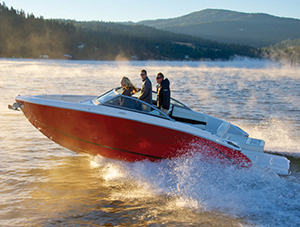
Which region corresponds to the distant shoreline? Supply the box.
[2,57,291,70]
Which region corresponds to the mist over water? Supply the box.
[1,58,299,226]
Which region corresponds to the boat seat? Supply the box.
[239,137,265,152]
[216,121,230,138]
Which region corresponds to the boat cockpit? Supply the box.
[92,88,254,145]
[92,87,220,132]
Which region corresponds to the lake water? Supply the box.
[1,59,300,226]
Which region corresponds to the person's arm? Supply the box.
[162,84,170,109]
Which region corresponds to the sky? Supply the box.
[4,0,300,22]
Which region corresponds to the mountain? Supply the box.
[0,4,260,60]
[138,9,300,48]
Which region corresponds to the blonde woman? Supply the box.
[120,76,138,96]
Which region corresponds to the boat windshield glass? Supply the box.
[104,95,169,119]
[94,89,119,105]
[115,87,189,109]
[94,87,190,110]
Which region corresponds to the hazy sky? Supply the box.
[4,0,300,22]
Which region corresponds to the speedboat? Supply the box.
[9,87,290,175]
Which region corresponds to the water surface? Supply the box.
[1,59,299,226]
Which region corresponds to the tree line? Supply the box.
[0,3,261,61]
[262,39,300,66]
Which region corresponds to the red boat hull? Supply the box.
[18,101,252,168]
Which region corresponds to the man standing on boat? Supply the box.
[138,69,152,105]
[156,72,170,114]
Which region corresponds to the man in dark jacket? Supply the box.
[138,69,152,105]
[156,72,170,114]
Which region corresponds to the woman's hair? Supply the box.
[121,76,138,93]
[157,72,164,78]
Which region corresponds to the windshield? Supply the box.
[94,87,190,110]
[122,87,189,109]
[93,89,119,105]
[104,95,169,119]
[94,88,173,120]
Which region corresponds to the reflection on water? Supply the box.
[0,59,300,226]
[7,155,247,226]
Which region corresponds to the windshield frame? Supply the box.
[93,88,174,120]
[151,90,190,110]
[93,88,119,105]
[94,87,190,108]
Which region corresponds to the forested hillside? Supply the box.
[139,9,300,48]
[0,4,76,59]
[0,3,260,60]
[262,39,300,66]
